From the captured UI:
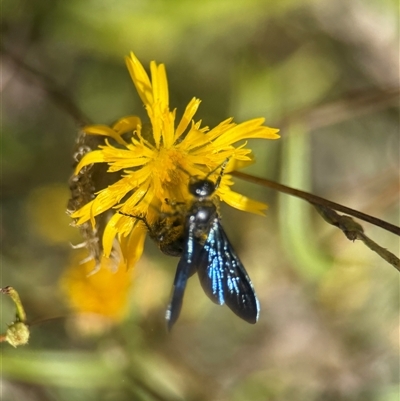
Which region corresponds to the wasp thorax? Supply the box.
[190,204,215,226]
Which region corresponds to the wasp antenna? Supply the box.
[118,211,153,232]
[208,158,230,190]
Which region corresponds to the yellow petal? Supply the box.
[71,176,138,226]
[226,157,254,172]
[150,61,169,110]
[119,224,147,270]
[74,150,105,175]
[84,124,128,146]
[121,182,153,214]
[112,116,142,135]
[175,98,201,141]
[125,52,153,107]
[179,127,211,152]
[213,119,280,148]
[204,118,236,141]
[100,147,149,172]
[102,213,147,264]
[219,186,267,216]
[102,213,124,257]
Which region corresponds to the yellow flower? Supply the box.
[70,52,279,269]
[61,251,133,323]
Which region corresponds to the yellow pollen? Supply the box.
[152,148,186,191]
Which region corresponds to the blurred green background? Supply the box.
[1,0,399,400]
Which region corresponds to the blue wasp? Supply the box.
[165,163,260,330]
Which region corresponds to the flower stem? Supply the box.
[1,286,30,347]
[1,286,27,322]
[232,170,400,236]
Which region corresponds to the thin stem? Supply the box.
[279,86,400,130]
[232,170,400,236]
[1,45,90,126]
[1,286,27,322]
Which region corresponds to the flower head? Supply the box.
[70,52,279,270]
[60,251,133,323]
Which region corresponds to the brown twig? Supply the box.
[314,204,399,271]
[279,87,400,130]
[1,45,90,126]
[231,170,400,236]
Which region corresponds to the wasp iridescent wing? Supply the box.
[165,255,191,330]
[165,224,201,330]
[196,219,260,324]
